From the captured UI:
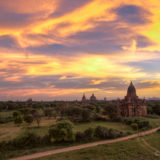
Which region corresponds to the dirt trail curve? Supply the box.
[10,127,160,160]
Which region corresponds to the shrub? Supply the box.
[12,132,41,148]
[14,115,23,126]
[24,114,33,125]
[33,113,42,127]
[75,132,85,142]
[137,120,149,129]
[124,118,134,125]
[94,126,109,139]
[108,128,117,138]
[84,128,95,140]
[131,123,138,130]
[123,118,150,130]
[61,106,91,123]
[104,104,118,119]
[41,135,50,145]
[49,120,75,142]
[112,116,123,122]
[81,109,91,122]
[43,108,55,117]
[12,111,20,118]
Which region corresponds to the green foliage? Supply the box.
[24,114,33,125]
[19,108,32,115]
[94,126,109,139]
[131,123,138,130]
[13,111,20,118]
[153,104,160,115]
[147,101,160,115]
[82,110,91,122]
[49,120,75,142]
[95,106,101,113]
[84,127,95,140]
[43,108,54,117]
[12,132,41,148]
[138,120,150,129]
[61,106,91,122]
[75,131,85,141]
[34,113,42,127]
[76,125,124,142]
[123,118,150,130]
[104,104,118,119]
[14,115,23,126]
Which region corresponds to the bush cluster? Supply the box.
[0,133,50,152]
[76,126,125,142]
[147,104,160,115]
[49,120,75,142]
[123,118,150,130]
[0,121,125,154]
[61,106,91,123]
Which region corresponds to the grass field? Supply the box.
[0,118,55,141]
[0,116,159,159]
[36,132,160,160]
[143,132,160,150]
[0,120,131,142]
[0,111,14,118]
[1,116,160,142]
[145,117,160,128]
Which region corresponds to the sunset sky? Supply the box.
[0,0,160,100]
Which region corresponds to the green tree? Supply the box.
[104,104,118,119]
[84,127,95,140]
[94,126,109,139]
[43,108,56,118]
[24,114,33,125]
[49,120,74,142]
[33,113,42,127]
[153,104,160,115]
[82,109,91,122]
[13,111,20,118]
[131,123,138,130]
[14,115,23,126]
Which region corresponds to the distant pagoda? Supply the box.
[117,81,147,117]
[90,93,96,102]
[81,93,97,105]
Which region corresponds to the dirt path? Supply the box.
[10,127,160,160]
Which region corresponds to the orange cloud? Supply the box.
[0,0,160,99]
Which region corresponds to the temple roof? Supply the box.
[90,93,96,101]
[82,94,86,100]
[127,81,137,97]
[91,93,95,97]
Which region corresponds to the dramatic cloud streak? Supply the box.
[0,0,160,100]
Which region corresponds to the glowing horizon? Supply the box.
[0,0,160,100]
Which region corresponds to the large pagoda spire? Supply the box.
[127,81,137,97]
